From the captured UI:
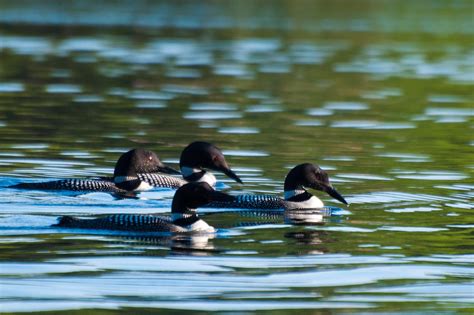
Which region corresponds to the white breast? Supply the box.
[285,196,324,210]
[187,219,215,232]
[196,172,217,187]
[134,181,153,192]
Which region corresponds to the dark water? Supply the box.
[0,1,473,313]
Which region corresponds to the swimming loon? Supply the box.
[54,182,236,233]
[206,163,348,210]
[9,148,185,192]
[9,142,242,192]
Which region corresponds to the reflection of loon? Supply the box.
[120,234,217,254]
[54,182,236,233]
[9,142,242,192]
[207,163,348,210]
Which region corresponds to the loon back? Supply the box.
[55,213,215,233]
[9,178,122,192]
[55,214,188,233]
[207,194,285,210]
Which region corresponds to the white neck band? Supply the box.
[114,176,138,184]
[171,212,196,221]
[180,166,202,178]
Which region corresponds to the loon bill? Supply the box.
[54,182,236,233]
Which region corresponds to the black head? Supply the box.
[113,148,180,178]
[284,163,348,205]
[172,182,236,213]
[179,141,243,184]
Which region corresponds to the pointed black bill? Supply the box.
[157,165,182,175]
[324,185,349,205]
[210,189,236,202]
[220,167,243,184]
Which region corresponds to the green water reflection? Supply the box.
[0,0,473,313]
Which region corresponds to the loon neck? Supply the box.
[171,212,200,227]
[181,166,217,187]
[284,189,325,207]
[114,175,138,183]
[113,175,154,191]
[113,175,142,191]
[284,188,307,200]
[283,188,320,203]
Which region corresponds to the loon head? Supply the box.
[113,148,180,190]
[179,141,243,185]
[283,163,348,205]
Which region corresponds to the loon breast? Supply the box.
[283,196,324,210]
[185,219,215,232]
[196,172,217,187]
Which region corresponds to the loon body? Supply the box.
[207,163,348,210]
[55,182,236,233]
[9,142,242,192]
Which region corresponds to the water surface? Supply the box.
[0,0,473,313]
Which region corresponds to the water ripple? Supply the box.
[0,82,24,93]
[395,171,468,181]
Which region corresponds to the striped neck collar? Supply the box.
[284,189,306,200]
[114,175,138,184]
[180,166,202,178]
[171,212,199,227]
[180,167,217,187]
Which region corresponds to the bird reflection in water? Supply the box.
[119,233,217,256]
[284,209,325,225]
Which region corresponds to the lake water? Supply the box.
[0,0,473,313]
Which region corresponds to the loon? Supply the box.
[54,182,236,233]
[9,148,185,192]
[206,163,348,211]
[9,142,242,192]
